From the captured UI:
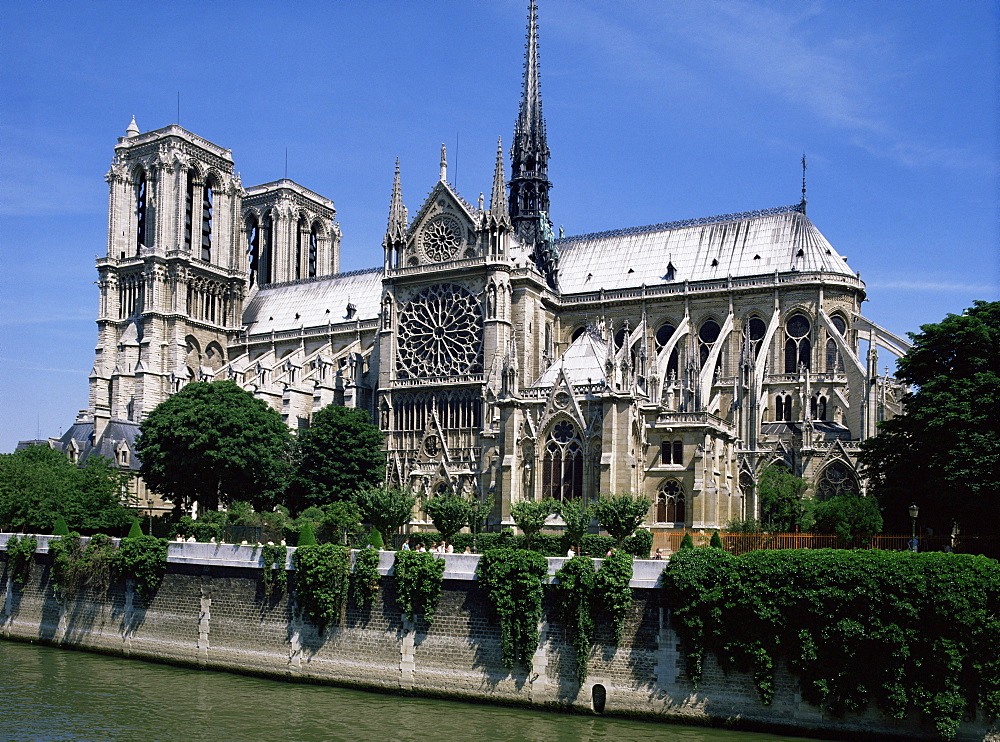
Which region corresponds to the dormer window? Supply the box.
[663,262,676,281]
[346,302,357,320]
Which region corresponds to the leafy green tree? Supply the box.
[861,300,1000,537]
[289,404,385,511]
[757,465,811,532]
[467,492,494,551]
[593,492,652,547]
[297,521,318,546]
[0,445,132,534]
[352,486,416,540]
[556,498,592,553]
[813,494,883,545]
[136,381,293,513]
[510,498,556,550]
[709,530,723,549]
[424,492,472,544]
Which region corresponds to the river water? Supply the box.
[0,640,818,742]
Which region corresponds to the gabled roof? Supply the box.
[242,268,382,335]
[55,418,142,471]
[555,205,855,294]
[532,330,608,387]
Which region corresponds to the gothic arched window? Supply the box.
[655,321,680,376]
[784,313,811,372]
[542,419,584,502]
[699,319,721,368]
[815,461,859,501]
[135,170,147,253]
[184,170,195,252]
[747,316,766,359]
[309,221,319,278]
[246,215,260,286]
[656,480,685,523]
[201,178,214,262]
[261,211,273,285]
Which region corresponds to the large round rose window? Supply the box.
[420,215,464,263]
[396,283,483,378]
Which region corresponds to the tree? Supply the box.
[290,404,385,511]
[424,492,472,544]
[467,492,494,551]
[352,486,416,540]
[556,498,592,553]
[510,498,556,550]
[757,465,811,532]
[136,381,293,513]
[593,492,652,547]
[0,445,132,534]
[860,301,1000,538]
[813,494,883,546]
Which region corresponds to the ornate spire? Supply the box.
[386,158,407,244]
[490,137,510,224]
[508,0,552,257]
[439,143,448,182]
[799,153,808,214]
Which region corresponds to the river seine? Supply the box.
[0,640,818,741]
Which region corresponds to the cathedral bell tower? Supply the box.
[91,119,248,434]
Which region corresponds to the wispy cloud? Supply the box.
[0,357,85,374]
[867,280,998,294]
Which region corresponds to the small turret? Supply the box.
[125,115,140,138]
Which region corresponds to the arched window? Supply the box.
[571,326,586,342]
[815,461,859,500]
[746,316,766,359]
[296,216,307,279]
[246,215,260,286]
[655,321,679,376]
[784,313,811,372]
[541,419,584,502]
[201,178,214,262]
[656,480,685,523]
[309,222,319,278]
[135,171,147,253]
[810,394,827,420]
[261,211,273,284]
[775,393,793,422]
[184,170,195,251]
[699,319,721,367]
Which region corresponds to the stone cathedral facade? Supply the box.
[60,2,909,531]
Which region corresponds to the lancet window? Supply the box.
[656,480,685,523]
[746,316,766,359]
[184,170,195,251]
[201,179,214,262]
[775,393,793,422]
[810,395,828,420]
[826,314,847,373]
[118,273,144,318]
[655,321,680,376]
[309,222,319,278]
[391,390,482,432]
[541,419,584,502]
[260,212,273,284]
[784,313,811,373]
[698,318,722,370]
[135,170,147,253]
[246,215,260,286]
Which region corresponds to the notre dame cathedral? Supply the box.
[58,1,909,531]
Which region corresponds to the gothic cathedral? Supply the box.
[60,1,909,531]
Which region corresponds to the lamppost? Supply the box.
[147,499,154,536]
[908,503,919,552]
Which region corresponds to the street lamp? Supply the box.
[908,503,919,551]
[147,499,154,536]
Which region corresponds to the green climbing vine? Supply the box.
[292,543,350,632]
[5,535,37,585]
[662,548,1000,740]
[48,533,86,601]
[478,548,549,671]
[393,550,445,624]
[112,535,168,604]
[351,548,382,608]
[259,543,288,599]
[595,548,634,644]
[552,555,596,682]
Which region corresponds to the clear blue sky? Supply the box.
[1,0,997,452]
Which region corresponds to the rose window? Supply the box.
[396,283,483,378]
[420,215,464,263]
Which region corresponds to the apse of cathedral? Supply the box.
[61,1,910,530]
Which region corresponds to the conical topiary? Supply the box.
[297,521,317,546]
[679,532,694,550]
[127,518,143,539]
[367,528,384,549]
[710,530,723,549]
[53,515,70,536]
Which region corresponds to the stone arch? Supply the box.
[815,459,859,501]
[656,479,686,524]
[204,341,226,371]
[540,415,585,502]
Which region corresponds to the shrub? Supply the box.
[5,535,37,584]
[292,543,350,632]
[366,529,384,549]
[679,532,694,550]
[127,518,143,539]
[48,532,85,600]
[393,550,446,623]
[709,530,723,549]
[510,499,556,550]
[297,521,317,547]
[53,516,69,536]
[478,548,548,671]
[662,549,1000,739]
[113,534,168,604]
[628,528,653,558]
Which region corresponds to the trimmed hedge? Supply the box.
[401,530,653,558]
[662,548,1000,740]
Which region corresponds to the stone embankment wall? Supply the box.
[1,536,994,741]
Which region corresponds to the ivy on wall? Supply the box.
[552,555,596,682]
[5,535,37,584]
[478,548,548,671]
[662,548,1000,740]
[393,550,445,624]
[595,549,634,645]
[113,535,168,603]
[259,543,288,600]
[292,543,350,632]
[351,548,382,608]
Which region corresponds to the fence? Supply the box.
[649,529,999,559]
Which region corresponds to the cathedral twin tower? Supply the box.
[72,2,909,530]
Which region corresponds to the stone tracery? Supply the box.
[396,283,483,379]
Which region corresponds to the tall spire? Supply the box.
[386,159,407,244]
[491,137,509,223]
[508,0,552,258]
